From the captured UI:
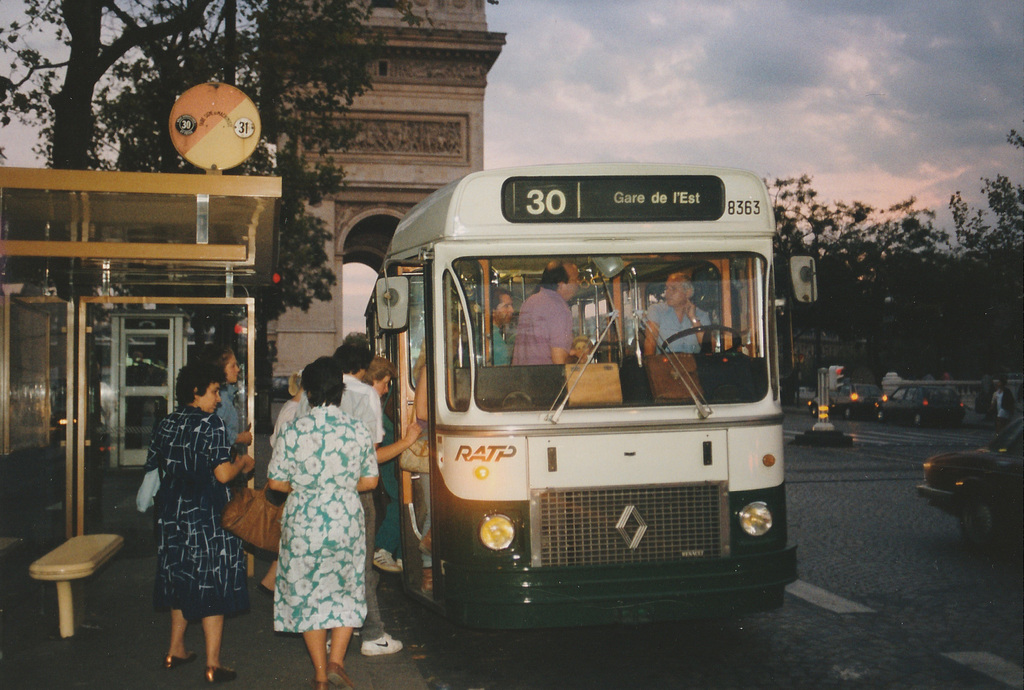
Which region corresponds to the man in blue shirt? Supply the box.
[644,270,709,354]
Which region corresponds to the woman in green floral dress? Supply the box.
[268,357,378,689]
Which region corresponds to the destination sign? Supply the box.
[501,175,725,223]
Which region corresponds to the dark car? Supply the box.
[830,383,883,420]
[917,417,1023,550]
[270,375,292,401]
[879,385,965,427]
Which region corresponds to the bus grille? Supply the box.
[530,483,728,567]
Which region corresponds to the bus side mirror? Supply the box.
[789,256,817,303]
[374,276,410,331]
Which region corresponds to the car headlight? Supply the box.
[479,513,516,550]
[738,501,773,536]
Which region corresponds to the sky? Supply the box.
[483,0,1023,224]
[3,1,1022,333]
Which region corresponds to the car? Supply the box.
[879,385,965,427]
[270,375,293,401]
[917,417,1023,550]
[830,383,883,420]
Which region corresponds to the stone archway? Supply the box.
[341,212,400,274]
[338,212,401,335]
[269,1,504,376]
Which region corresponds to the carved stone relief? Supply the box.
[346,116,466,159]
[373,58,489,86]
[413,0,483,9]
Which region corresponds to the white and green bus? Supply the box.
[370,164,814,628]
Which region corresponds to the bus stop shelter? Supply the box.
[0,167,280,550]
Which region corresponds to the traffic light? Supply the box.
[828,365,845,390]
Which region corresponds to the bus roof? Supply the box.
[387,164,774,259]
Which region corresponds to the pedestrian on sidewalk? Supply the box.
[335,338,408,656]
[148,361,255,684]
[268,356,378,689]
[258,371,303,595]
[991,374,1016,433]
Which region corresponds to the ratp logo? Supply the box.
[453,445,517,463]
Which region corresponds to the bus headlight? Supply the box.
[738,501,773,536]
[479,513,515,551]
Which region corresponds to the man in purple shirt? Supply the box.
[512,261,580,365]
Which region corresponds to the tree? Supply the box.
[2,1,220,169]
[0,0,423,318]
[949,129,1024,373]
[770,175,972,378]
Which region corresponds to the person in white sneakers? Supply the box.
[335,338,419,656]
[373,547,401,573]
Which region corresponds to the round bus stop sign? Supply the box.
[168,83,261,170]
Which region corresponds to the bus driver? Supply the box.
[511,261,580,365]
[644,270,709,355]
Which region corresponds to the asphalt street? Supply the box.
[0,410,1019,689]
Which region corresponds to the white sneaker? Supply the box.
[373,548,402,573]
[361,631,404,656]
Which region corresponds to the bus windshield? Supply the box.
[448,253,769,413]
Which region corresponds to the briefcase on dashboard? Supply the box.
[644,354,702,402]
[564,362,622,406]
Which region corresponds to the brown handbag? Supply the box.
[644,353,703,402]
[399,436,430,473]
[220,486,284,553]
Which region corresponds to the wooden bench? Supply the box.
[29,534,123,638]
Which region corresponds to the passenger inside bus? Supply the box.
[450,253,766,412]
[490,288,515,365]
[511,261,580,366]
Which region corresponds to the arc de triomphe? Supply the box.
[270,0,504,375]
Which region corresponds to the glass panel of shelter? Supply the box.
[0,295,72,550]
[81,298,252,535]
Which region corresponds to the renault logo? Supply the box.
[616,504,647,549]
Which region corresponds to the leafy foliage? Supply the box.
[0,0,408,319]
[772,131,1022,379]
[948,129,1024,374]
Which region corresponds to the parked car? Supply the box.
[879,385,965,427]
[271,375,293,401]
[917,417,1023,550]
[831,383,883,420]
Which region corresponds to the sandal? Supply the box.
[326,661,354,688]
[205,665,237,683]
[164,651,197,669]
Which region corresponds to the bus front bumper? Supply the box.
[438,545,797,629]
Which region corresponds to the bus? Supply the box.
[369,164,815,628]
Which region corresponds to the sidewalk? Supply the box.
[0,436,430,690]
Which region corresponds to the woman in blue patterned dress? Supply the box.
[268,356,378,690]
[146,361,255,683]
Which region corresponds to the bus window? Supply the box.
[450,254,769,412]
[443,272,471,411]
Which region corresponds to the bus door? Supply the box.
[388,271,438,600]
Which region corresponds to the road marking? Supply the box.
[942,652,1023,689]
[784,427,988,448]
[785,580,875,613]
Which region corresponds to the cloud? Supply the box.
[484,0,1023,225]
